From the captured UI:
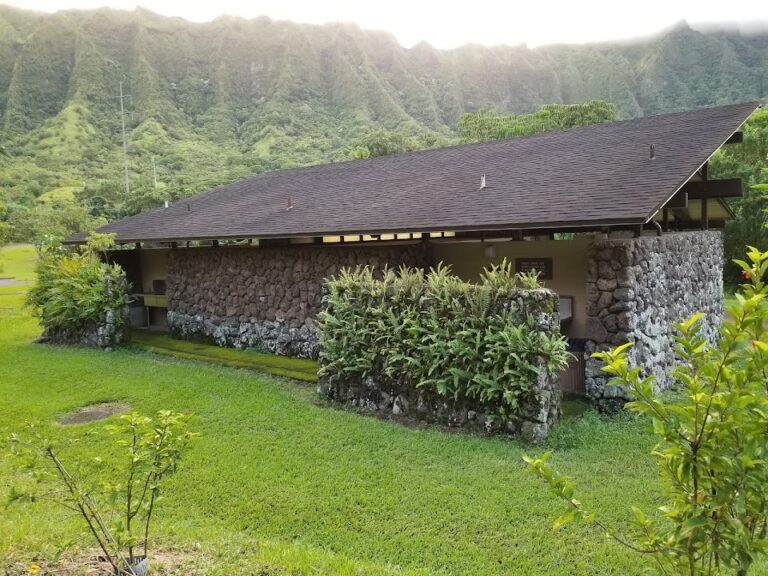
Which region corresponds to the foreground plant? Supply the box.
[8,411,196,575]
[525,246,768,575]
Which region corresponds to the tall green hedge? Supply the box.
[27,233,129,335]
[317,261,569,423]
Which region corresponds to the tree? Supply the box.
[0,222,10,246]
[120,185,170,217]
[349,145,371,160]
[526,247,768,575]
[457,100,617,143]
[8,411,195,575]
[709,109,768,288]
[6,199,107,243]
[722,186,768,288]
[348,128,421,159]
[0,199,9,246]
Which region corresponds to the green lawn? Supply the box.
[0,243,36,283]
[0,244,670,575]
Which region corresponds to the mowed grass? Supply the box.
[0,243,36,282]
[0,244,665,575]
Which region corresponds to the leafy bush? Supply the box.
[0,221,11,246]
[526,247,768,575]
[318,261,569,423]
[27,232,129,335]
[8,411,196,575]
[5,198,107,243]
[457,100,617,143]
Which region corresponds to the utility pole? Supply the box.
[119,81,130,200]
[151,155,158,188]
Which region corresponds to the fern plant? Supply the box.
[318,259,569,426]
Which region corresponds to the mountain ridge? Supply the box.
[0,4,766,240]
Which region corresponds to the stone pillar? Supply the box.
[584,231,723,411]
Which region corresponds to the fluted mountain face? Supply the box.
[0,5,766,214]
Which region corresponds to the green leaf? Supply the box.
[552,510,576,530]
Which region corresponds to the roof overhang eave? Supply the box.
[644,103,761,224]
[64,217,649,246]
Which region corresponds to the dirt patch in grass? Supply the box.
[58,402,131,425]
[4,548,204,576]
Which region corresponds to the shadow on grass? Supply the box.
[128,330,318,383]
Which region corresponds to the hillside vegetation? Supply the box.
[0,6,766,242]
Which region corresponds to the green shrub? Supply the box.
[8,411,196,574]
[27,232,129,334]
[526,246,768,575]
[318,260,569,423]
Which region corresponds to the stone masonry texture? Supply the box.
[162,230,723,415]
[584,231,723,411]
[166,242,430,357]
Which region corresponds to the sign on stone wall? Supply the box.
[516,257,553,280]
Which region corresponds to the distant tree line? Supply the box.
[456,100,617,142]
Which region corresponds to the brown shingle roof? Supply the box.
[71,101,759,243]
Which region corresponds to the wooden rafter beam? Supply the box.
[674,219,727,230]
[667,191,688,208]
[680,178,743,200]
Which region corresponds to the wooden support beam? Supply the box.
[681,178,743,199]
[676,219,726,230]
[667,191,689,208]
[663,208,669,232]
[702,199,709,230]
[259,238,292,247]
[725,131,743,144]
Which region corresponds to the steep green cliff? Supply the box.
[0,6,765,238]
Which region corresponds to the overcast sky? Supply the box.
[5,0,768,48]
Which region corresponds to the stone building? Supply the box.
[68,102,757,403]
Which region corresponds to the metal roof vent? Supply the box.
[287,196,294,211]
[164,200,169,208]
[649,144,656,160]
[480,174,487,190]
